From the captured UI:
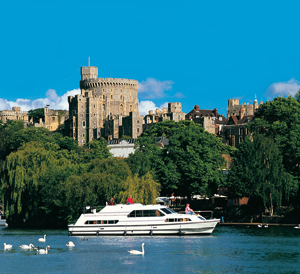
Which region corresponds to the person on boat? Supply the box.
[127,195,133,205]
[185,204,194,214]
[108,197,114,206]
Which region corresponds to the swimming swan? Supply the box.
[66,241,75,247]
[294,224,300,229]
[37,245,50,254]
[4,243,13,250]
[128,243,145,255]
[20,244,35,250]
[38,234,46,242]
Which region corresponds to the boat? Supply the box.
[68,203,219,236]
[0,215,7,226]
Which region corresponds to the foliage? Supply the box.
[120,135,132,140]
[228,135,295,215]
[28,108,45,123]
[127,120,227,197]
[249,97,300,197]
[116,173,160,205]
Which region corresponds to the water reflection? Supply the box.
[0,226,300,273]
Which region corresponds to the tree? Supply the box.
[128,120,227,198]
[228,135,295,215]
[28,108,45,123]
[249,97,300,202]
[294,89,300,102]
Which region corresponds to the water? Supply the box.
[1,226,300,273]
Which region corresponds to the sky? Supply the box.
[1,0,300,116]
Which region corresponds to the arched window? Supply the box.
[83,121,86,127]
[120,104,123,112]
[111,95,113,99]
[103,104,106,111]
[103,95,105,99]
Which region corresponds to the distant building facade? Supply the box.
[185,105,227,135]
[65,65,141,144]
[143,103,185,131]
[0,107,29,124]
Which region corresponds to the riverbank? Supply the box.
[218,222,299,227]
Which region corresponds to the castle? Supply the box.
[65,65,185,145]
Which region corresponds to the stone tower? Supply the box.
[67,65,139,145]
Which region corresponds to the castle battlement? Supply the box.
[80,78,139,89]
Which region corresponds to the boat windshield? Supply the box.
[160,208,176,215]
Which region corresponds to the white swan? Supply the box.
[257,224,262,228]
[37,245,50,254]
[294,224,300,229]
[128,243,145,255]
[20,243,35,250]
[264,224,268,228]
[38,234,46,242]
[66,241,75,247]
[4,243,13,250]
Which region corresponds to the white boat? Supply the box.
[68,203,219,236]
[0,215,7,226]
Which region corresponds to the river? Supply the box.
[1,225,299,273]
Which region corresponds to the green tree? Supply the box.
[128,120,226,197]
[249,97,300,201]
[228,135,295,215]
[28,108,45,123]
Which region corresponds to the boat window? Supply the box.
[168,219,175,222]
[178,218,183,222]
[136,210,143,217]
[167,208,176,213]
[85,220,118,224]
[129,211,135,217]
[161,208,172,215]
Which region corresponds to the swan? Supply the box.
[38,234,46,242]
[66,241,75,247]
[257,224,262,228]
[264,224,268,228]
[37,245,50,254]
[20,243,35,250]
[4,243,13,250]
[294,224,300,229]
[128,243,145,255]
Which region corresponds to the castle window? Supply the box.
[120,95,122,99]
[83,121,86,127]
[94,104,95,108]
[137,128,139,133]
[103,104,106,111]
[103,95,105,99]
[111,95,113,99]
[83,133,85,137]
[120,104,123,112]
[137,120,139,123]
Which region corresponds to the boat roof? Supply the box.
[98,203,169,214]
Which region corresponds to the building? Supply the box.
[185,105,227,135]
[143,103,185,131]
[65,64,140,144]
[221,109,254,147]
[227,96,262,118]
[33,107,68,131]
[0,107,29,124]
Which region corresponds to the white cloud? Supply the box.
[139,100,169,116]
[265,78,300,98]
[0,89,80,112]
[138,78,174,99]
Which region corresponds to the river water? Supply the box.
[1,225,299,273]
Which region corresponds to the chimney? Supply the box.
[239,109,244,120]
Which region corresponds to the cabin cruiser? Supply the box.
[68,203,219,236]
[0,215,7,226]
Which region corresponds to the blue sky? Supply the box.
[1,0,300,116]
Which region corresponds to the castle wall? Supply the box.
[67,66,139,144]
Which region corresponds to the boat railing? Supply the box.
[178,210,214,219]
[82,205,105,214]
